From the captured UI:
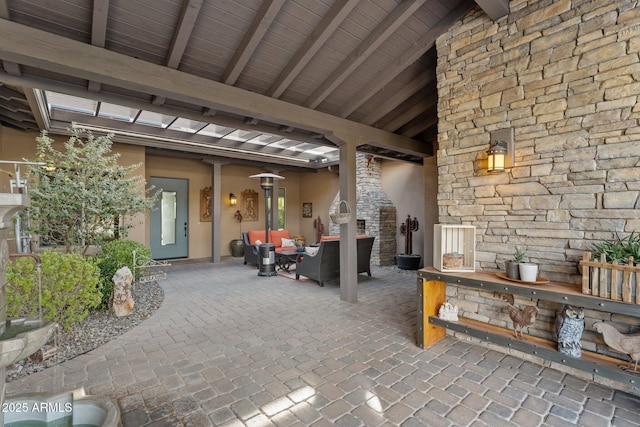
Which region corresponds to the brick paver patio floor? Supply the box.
[6,258,640,426]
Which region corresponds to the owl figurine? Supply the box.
[556,305,585,358]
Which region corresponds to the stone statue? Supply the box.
[109,266,134,317]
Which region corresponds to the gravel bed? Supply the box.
[6,280,164,382]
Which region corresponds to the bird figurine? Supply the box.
[500,293,539,339]
[593,322,640,372]
[555,305,585,358]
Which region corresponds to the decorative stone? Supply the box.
[109,266,134,317]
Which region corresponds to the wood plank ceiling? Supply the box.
[0,0,507,169]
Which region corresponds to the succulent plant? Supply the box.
[591,231,639,265]
[512,247,527,263]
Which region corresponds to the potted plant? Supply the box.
[505,247,526,279]
[396,215,421,270]
[579,231,640,302]
[519,260,539,283]
[229,210,244,257]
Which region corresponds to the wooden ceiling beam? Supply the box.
[222,0,285,85]
[152,0,204,106]
[22,88,49,130]
[474,0,509,20]
[88,0,110,93]
[362,67,435,126]
[383,94,436,133]
[0,19,429,157]
[401,110,437,138]
[166,0,204,69]
[304,0,426,110]
[338,0,475,118]
[266,0,359,98]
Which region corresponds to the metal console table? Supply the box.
[417,267,639,391]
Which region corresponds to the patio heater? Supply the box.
[250,172,284,276]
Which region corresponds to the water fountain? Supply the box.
[0,193,120,426]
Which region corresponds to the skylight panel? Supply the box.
[136,111,176,128]
[45,91,97,115]
[225,129,261,142]
[198,124,235,138]
[168,118,207,133]
[98,102,138,122]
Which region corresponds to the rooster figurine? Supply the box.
[500,293,539,339]
[593,322,640,372]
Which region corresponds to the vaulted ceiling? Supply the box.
[0,0,507,170]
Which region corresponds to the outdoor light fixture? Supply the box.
[229,193,237,206]
[250,172,284,276]
[486,129,514,173]
[487,140,508,173]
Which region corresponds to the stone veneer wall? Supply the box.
[435,0,640,380]
[330,153,396,265]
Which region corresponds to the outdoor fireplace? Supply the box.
[330,154,396,265]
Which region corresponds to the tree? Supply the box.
[27,130,157,254]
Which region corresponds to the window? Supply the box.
[277,188,286,229]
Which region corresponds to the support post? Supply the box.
[338,142,358,303]
[211,162,221,263]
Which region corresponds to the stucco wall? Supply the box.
[436,0,640,284]
[0,126,422,260]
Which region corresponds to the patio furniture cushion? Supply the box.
[270,229,291,247]
[242,230,296,265]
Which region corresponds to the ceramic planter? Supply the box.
[229,239,244,257]
[519,263,538,282]
[505,261,520,280]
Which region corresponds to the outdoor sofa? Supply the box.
[295,235,375,286]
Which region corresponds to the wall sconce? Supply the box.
[229,193,237,206]
[487,129,514,173]
[487,140,508,173]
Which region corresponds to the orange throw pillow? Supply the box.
[269,229,290,247]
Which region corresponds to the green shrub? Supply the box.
[6,251,102,330]
[96,239,151,309]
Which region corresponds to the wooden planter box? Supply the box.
[579,252,640,303]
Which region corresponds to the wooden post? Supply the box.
[416,277,446,348]
[599,254,608,298]
[611,261,619,301]
[581,252,590,294]
[622,261,632,303]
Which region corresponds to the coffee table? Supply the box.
[277,250,302,273]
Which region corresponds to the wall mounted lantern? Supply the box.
[229,193,237,206]
[487,128,514,173]
[487,140,508,173]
